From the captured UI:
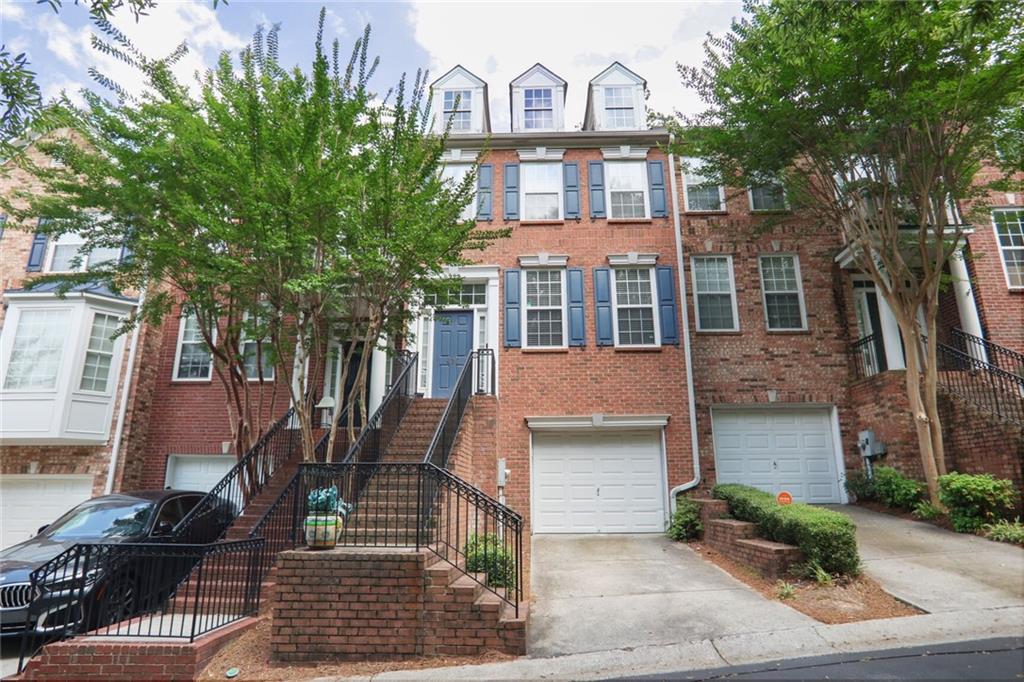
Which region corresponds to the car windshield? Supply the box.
[42,498,156,541]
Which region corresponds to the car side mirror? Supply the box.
[153,521,174,536]
[37,524,49,535]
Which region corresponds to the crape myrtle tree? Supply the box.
[669,0,1023,505]
[2,10,502,470]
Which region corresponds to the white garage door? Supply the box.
[532,431,667,533]
[165,455,235,492]
[1,475,94,549]
[712,407,842,504]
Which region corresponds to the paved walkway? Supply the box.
[832,505,1024,613]
[527,534,814,657]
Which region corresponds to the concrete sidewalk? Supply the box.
[833,505,1024,613]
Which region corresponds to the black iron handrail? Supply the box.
[850,333,885,380]
[18,539,264,673]
[172,405,301,542]
[935,342,1024,425]
[251,462,523,617]
[424,349,495,469]
[339,351,419,465]
[952,328,1024,375]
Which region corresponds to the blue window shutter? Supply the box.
[563,162,580,219]
[26,219,49,272]
[567,268,585,346]
[588,161,606,218]
[594,268,613,346]
[0,215,6,240]
[656,265,679,345]
[504,269,521,348]
[477,164,493,220]
[648,160,667,218]
[503,163,519,220]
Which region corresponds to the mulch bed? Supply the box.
[689,542,924,624]
[197,616,515,681]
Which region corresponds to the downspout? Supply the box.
[104,287,146,494]
[666,136,701,512]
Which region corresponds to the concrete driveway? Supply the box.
[528,534,814,657]
[834,506,1024,614]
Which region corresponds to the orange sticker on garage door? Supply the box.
[777,491,793,505]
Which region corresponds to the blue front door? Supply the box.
[431,311,473,398]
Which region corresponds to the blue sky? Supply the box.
[1,1,745,131]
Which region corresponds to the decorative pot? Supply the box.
[304,514,342,549]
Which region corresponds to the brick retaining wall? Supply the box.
[693,498,804,578]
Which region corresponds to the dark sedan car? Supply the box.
[0,490,232,638]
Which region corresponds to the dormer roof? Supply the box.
[430,65,491,134]
[508,63,568,133]
[583,62,648,131]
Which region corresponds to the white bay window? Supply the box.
[4,308,71,390]
[79,313,120,392]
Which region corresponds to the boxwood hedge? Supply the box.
[712,483,861,575]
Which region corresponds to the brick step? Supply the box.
[706,518,757,539]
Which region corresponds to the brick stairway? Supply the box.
[380,398,448,462]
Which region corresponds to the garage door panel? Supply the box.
[712,408,842,504]
[1,476,94,549]
[533,431,667,534]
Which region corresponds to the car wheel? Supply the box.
[100,576,136,626]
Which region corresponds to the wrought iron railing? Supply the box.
[339,351,419,465]
[851,333,886,380]
[251,462,523,617]
[425,349,495,469]
[18,539,264,672]
[935,342,1024,425]
[952,328,1024,376]
[172,406,304,542]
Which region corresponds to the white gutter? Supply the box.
[666,139,701,511]
[104,287,146,494]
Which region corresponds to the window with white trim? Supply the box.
[993,208,1024,288]
[241,313,274,381]
[524,269,565,347]
[605,161,648,219]
[691,256,738,331]
[524,88,553,130]
[613,268,657,346]
[443,90,472,132]
[759,255,806,330]
[417,318,431,392]
[79,313,120,392]
[521,162,562,220]
[683,158,724,212]
[603,86,635,129]
[47,231,121,273]
[174,311,213,380]
[749,183,787,211]
[3,308,71,390]
[441,163,476,220]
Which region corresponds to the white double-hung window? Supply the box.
[613,268,658,346]
[79,312,120,392]
[691,256,739,331]
[441,163,476,220]
[443,90,472,132]
[759,255,807,330]
[521,162,562,220]
[174,311,214,380]
[603,86,636,129]
[683,158,725,212]
[605,161,649,219]
[47,231,121,273]
[749,182,787,211]
[524,88,554,130]
[993,208,1024,289]
[524,269,566,348]
[3,308,72,390]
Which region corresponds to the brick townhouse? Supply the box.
[2,62,1022,548]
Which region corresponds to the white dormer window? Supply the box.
[524,88,554,130]
[443,90,472,132]
[604,86,636,129]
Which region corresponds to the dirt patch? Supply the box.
[689,542,924,624]
[197,616,514,681]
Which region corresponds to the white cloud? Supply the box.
[409,1,744,131]
[43,77,87,108]
[325,8,347,37]
[2,1,25,24]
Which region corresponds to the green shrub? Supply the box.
[844,470,876,502]
[911,501,942,521]
[712,484,860,575]
[464,533,517,588]
[983,518,1024,546]
[871,467,925,509]
[803,559,835,586]
[776,581,796,600]
[938,472,1018,533]
[667,496,703,541]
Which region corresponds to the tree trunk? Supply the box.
[900,318,943,506]
[921,309,948,477]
